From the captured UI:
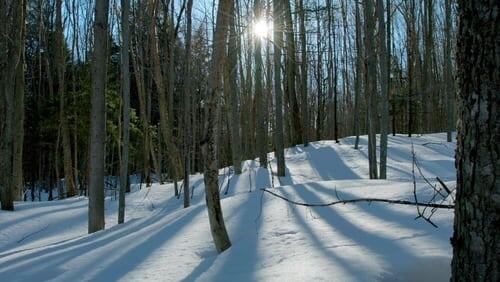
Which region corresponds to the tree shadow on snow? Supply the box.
[0,205,205,281]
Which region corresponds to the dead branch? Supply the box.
[260,188,455,209]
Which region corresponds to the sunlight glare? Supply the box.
[252,19,271,39]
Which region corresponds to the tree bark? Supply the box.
[451,1,499,280]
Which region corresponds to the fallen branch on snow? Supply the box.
[260,188,455,209]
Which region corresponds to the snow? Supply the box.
[0,133,456,281]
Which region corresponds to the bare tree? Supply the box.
[364,0,378,179]
[88,0,110,233]
[444,0,454,142]
[0,0,25,211]
[119,0,131,224]
[298,0,308,146]
[183,0,194,208]
[202,0,232,253]
[56,0,77,198]
[353,0,362,149]
[273,0,286,177]
[227,0,242,175]
[254,0,267,168]
[12,2,26,201]
[283,0,303,145]
[377,0,389,179]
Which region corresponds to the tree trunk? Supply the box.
[88,0,109,233]
[423,0,434,133]
[377,0,389,179]
[228,1,242,175]
[202,0,232,253]
[353,0,362,149]
[12,20,26,201]
[254,0,267,168]
[273,0,286,177]
[183,0,193,208]
[445,0,454,142]
[451,1,499,280]
[298,0,308,146]
[364,0,378,179]
[0,0,24,211]
[56,0,76,198]
[283,0,303,145]
[119,0,131,225]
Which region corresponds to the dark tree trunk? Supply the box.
[88,0,109,234]
[451,1,499,281]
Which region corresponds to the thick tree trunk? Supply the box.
[88,0,109,234]
[202,0,232,253]
[451,1,499,280]
[119,0,131,225]
[0,0,24,211]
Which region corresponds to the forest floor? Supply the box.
[0,133,456,281]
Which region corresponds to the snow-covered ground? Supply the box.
[0,133,456,281]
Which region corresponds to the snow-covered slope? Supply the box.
[0,133,456,281]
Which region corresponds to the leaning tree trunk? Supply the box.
[202,0,232,253]
[88,0,109,234]
[451,1,499,280]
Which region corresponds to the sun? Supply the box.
[252,19,272,39]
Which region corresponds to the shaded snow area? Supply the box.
[0,133,456,281]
